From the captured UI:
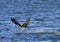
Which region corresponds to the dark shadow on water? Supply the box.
[13,32,60,41]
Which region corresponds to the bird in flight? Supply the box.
[11,18,30,30]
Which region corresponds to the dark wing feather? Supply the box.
[22,19,30,27]
[11,18,22,27]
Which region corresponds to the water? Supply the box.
[0,0,60,42]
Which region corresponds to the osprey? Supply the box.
[11,18,30,30]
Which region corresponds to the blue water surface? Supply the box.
[0,0,60,42]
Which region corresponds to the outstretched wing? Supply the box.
[22,18,30,27]
[11,18,22,27]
